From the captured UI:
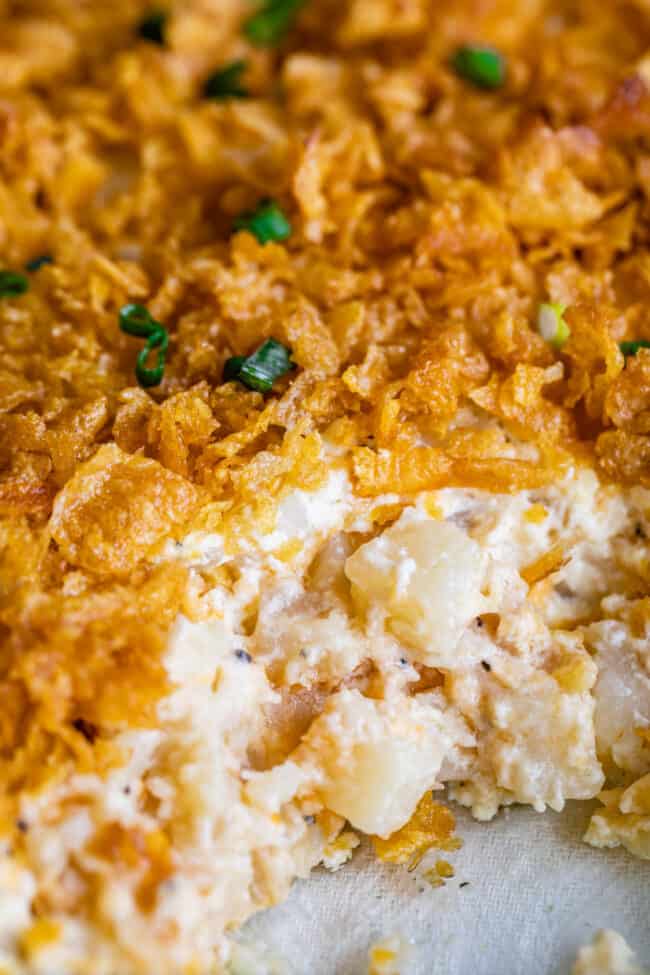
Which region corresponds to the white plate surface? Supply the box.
[245,799,650,973]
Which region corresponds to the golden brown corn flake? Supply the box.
[0,561,188,831]
[50,445,200,576]
[373,793,459,867]
[499,125,606,234]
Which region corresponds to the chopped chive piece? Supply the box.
[223,355,246,382]
[137,9,167,45]
[537,302,570,349]
[203,60,249,99]
[451,44,506,89]
[243,0,305,47]
[119,304,169,387]
[25,254,53,272]
[224,338,293,393]
[620,339,650,357]
[233,199,291,244]
[119,303,160,338]
[0,270,29,297]
[135,327,169,387]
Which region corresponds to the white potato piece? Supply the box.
[301,688,459,837]
[345,510,488,665]
[584,618,650,776]
[482,670,604,813]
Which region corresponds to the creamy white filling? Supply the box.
[5,465,650,974]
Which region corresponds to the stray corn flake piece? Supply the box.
[422,858,455,888]
[367,936,411,975]
[585,773,650,859]
[373,792,459,868]
[321,829,361,870]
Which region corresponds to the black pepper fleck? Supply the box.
[555,581,575,599]
[459,881,470,888]
[16,819,28,833]
[475,617,484,628]
[635,522,646,539]
[123,785,131,795]
[303,815,316,825]
[399,656,409,666]
[481,660,492,672]
[234,648,252,662]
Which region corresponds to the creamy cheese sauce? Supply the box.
[4,464,650,974]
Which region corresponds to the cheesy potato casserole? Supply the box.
[0,0,649,972]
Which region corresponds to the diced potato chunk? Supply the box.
[303,689,454,837]
[345,510,487,665]
[485,670,603,812]
[585,618,650,775]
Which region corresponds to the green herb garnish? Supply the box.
[223,355,246,382]
[243,0,305,47]
[0,270,29,297]
[119,303,161,337]
[119,303,169,387]
[203,60,249,99]
[137,9,167,45]
[233,199,291,244]
[136,328,169,387]
[25,254,53,272]
[451,44,506,89]
[620,339,650,357]
[224,338,293,393]
[537,302,570,350]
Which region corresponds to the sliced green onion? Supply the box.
[137,9,167,45]
[25,254,53,272]
[0,270,29,297]
[451,44,506,90]
[537,302,570,349]
[119,304,169,387]
[224,339,293,393]
[233,199,291,245]
[243,0,305,47]
[203,60,249,100]
[136,328,169,387]
[620,339,650,357]
[223,355,246,382]
[119,303,160,338]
